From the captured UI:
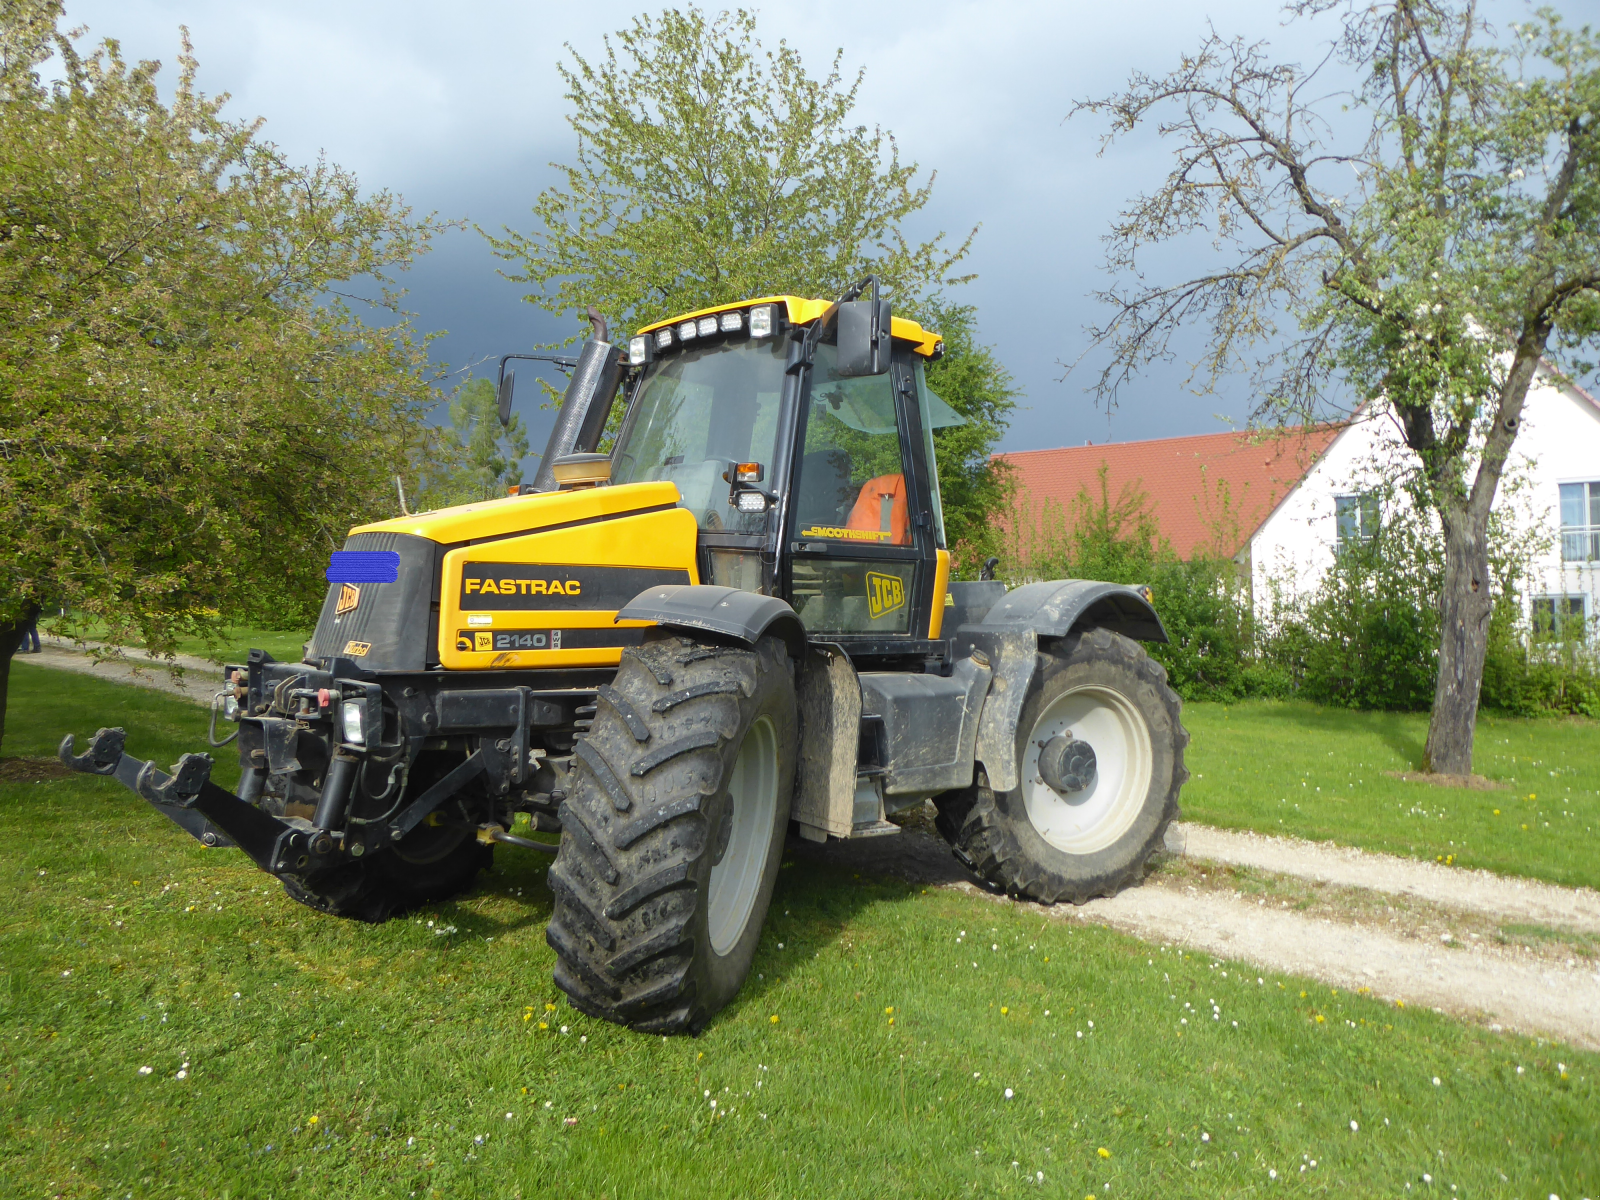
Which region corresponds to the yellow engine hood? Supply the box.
[352,480,683,545]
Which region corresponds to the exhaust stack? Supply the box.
[530,308,625,493]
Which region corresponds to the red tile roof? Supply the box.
[996,426,1342,561]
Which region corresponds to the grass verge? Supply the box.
[1181,700,1600,891]
[2,664,1595,1198]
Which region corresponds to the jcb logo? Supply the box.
[865,571,906,619]
[335,583,360,615]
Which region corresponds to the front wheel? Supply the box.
[545,634,797,1033]
[935,626,1187,903]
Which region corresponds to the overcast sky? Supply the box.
[55,0,1544,455]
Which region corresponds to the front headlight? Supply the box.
[341,700,365,745]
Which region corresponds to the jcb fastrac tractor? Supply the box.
[61,280,1187,1034]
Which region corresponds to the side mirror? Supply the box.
[834,299,892,377]
[497,371,515,428]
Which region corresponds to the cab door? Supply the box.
[783,342,941,651]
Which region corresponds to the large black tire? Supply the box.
[546,634,797,1034]
[935,626,1187,904]
[281,754,493,924]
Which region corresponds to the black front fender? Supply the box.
[616,584,806,656]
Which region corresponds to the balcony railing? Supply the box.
[1561,527,1600,563]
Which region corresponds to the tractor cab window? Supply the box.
[611,337,787,533]
[793,343,909,546]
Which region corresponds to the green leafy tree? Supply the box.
[485,5,973,335]
[915,300,1018,573]
[424,377,531,505]
[1075,1,1600,774]
[0,3,448,752]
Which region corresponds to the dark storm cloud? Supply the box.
[58,0,1369,452]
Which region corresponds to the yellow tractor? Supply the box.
[61,280,1186,1033]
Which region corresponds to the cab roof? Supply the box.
[636,294,943,358]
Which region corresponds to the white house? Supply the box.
[999,367,1600,637]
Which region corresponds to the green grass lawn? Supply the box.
[2,664,1595,1198]
[41,617,311,665]
[1181,700,1600,892]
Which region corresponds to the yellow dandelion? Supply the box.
[1493,809,1500,815]
[1528,793,1536,800]
[307,1115,319,1125]
[523,1013,532,1021]
[545,1002,556,1011]
[885,1006,894,1015]
[538,1022,548,1030]
[888,1017,894,1025]
[521,1087,527,1094]
[770,1015,780,1025]
[1300,991,1307,999]
[1315,1015,1325,1024]
[1396,1000,1405,1009]
[1097,1147,1111,1159]
[1522,824,1529,831]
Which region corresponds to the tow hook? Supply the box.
[476,823,558,854]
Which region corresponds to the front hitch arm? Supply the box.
[56,729,332,870]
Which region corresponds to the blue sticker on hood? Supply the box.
[326,550,400,583]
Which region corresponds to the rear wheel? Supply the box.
[546,634,797,1034]
[935,626,1186,903]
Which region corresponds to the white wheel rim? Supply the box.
[1021,685,1152,855]
[707,715,778,957]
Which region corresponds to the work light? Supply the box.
[748,305,773,338]
[678,320,698,341]
[696,316,718,337]
[340,700,365,746]
[735,491,768,514]
[655,328,673,350]
[628,335,647,365]
[719,311,742,333]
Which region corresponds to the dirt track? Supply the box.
[795,817,1600,1051]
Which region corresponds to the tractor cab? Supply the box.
[606,293,961,663]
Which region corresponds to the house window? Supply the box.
[1531,595,1588,642]
[1559,481,1600,562]
[1335,493,1380,546]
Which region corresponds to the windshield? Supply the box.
[611,337,787,533]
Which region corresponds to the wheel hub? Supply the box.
[1020,685,1153,855]
[1037,735,1097,795]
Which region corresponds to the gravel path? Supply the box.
[24,639,223,705]
[793,817,1600,1051]
[1169,822,1600,933]
[1030,881,1600,1050]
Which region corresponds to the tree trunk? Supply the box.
[0,618,28,758]
[1425,505,1494,775]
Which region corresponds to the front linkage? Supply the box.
[59,649,592,916]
